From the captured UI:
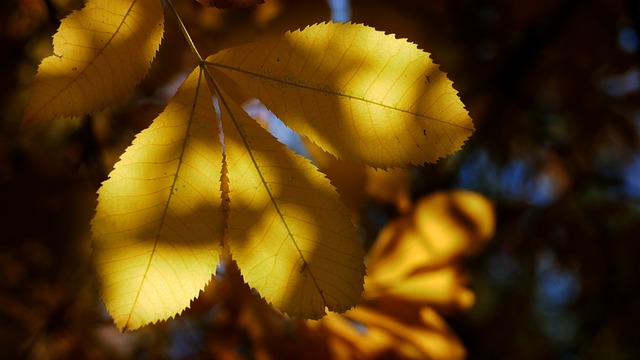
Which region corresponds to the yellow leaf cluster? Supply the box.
[24,3,477,332]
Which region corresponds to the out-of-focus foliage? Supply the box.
[297,190,494,360]
[2,0,640,359]
[348,0,640,358]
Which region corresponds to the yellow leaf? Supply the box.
[23,0,164,127]
[367,190,494,275]
[315,312,395,357]
[342,305,467,360]
[368,267,476,310]
[212,80,365,318]
[206,22,473,168]
[412,190,495,260]
[91,68,224,331]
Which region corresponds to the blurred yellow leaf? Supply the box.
[363,190,493,312]
[413,190,495,260]
[368,190,494,272]
[367,267,476,310]
[213,81,365,318]
[344,305,467,360]
[91,68,225,331]
[365,167,412,211]
[309,302,467,360]
[311,313,396,358]
[206,22,473,168]
[23,0,164,127]
[299,190,494,359]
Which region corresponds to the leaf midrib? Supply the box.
[205,61,473,132]
[123,68,205,330]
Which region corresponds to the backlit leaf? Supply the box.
[23,0,164,127]
[206,22,473,168]
[212,80,365,318]
[91,68,225,331]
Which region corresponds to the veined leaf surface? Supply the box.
[23,0,164,126]
[91,68,224,331]
[212,80,365,318]
[206,22,473,168]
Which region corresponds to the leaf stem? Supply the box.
[164,0,204,63]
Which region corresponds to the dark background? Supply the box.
[1,0,639,358]
[350,0,640,359]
